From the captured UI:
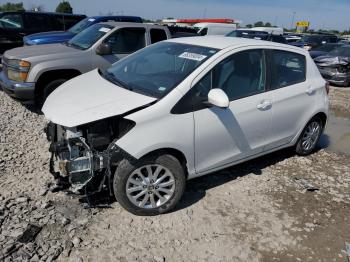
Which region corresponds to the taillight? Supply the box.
[325,81,330,95]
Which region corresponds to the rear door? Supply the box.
[265,49,313,150]
[93,27,146,70]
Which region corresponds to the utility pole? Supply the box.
[291,11,296,31]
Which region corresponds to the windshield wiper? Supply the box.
[101,70,133,91]
[65,42,84,50]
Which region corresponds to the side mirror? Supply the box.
[207,88,229,108]
[96,43,112,55]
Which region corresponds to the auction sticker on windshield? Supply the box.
[179,52,207,61]
[99,27,111,33]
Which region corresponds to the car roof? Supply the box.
[167,36,304,51]
[0,11,85,16]
[99,21,164,29]
[90,15,142,20]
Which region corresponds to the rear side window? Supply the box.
[0,14,23,29]
[106,27,146,54]
[150,29,167,44]
[63,15,83,30]
[270,50,306,89]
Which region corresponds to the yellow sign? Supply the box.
[296,21,310,27]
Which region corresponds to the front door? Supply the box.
[193,49,273,173]
[93,27,147,70]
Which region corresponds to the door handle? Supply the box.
[257,100,272,110]
[306,86,316,95]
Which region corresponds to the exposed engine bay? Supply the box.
[45,117,135,191]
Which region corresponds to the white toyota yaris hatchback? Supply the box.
[43,36,329,215]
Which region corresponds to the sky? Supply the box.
[1,0,349,31]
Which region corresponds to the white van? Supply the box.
[194,23,237,36]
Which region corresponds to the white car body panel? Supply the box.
[44,36,329,179]
[42,69,156,127]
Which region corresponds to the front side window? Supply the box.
[0,14,23,29]
[172,49,266,113]
[213,49,266,101]
[105,27,146,54]
[67,24,113,50]
[103,42,218,98]
[270,50,306,89]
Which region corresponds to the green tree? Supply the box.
[55,1,73,14]
[0,2,25,11]
[245,24,252,28]
[253,21,264,27]
[264,22,272,27]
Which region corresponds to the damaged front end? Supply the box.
[315,56,350,86]
[45,117,135,191]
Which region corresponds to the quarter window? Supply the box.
[270,50,306,89]
[106,28,146,54]
[25,14,48,31]
[150,29,167,44]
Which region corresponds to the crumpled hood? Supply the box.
[314,55,350,67]
[24,31,74,44]
[42,69,157,127]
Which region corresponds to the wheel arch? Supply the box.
[139,148,189,178]
[35,69,82,96]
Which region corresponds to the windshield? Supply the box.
[328,46,350,57]
[312,44,341,52]
[0,14,23,29]
[66,24,112,50]
[103,42,219,98]
[68,17,95,34]
[298,35,323,44]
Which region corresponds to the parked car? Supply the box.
[194,23,237,36]
[314,45,350,86]
[291,33,339,50]
[309,43,344,59]
[42,37,329,215]
[0,11,86,54]
[227,29,287,44]
[23,16,143,46]
[284,33,302,43]
[0,22,171,105]
[166,25,199,38]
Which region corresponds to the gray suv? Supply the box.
[0,22,171,105]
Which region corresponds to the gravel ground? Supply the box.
[0,86,350,262]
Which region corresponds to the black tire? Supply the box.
[37,78,67,108]
[295,116,323,156]
[113,153,186,216]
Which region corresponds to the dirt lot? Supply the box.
[0,86,349,262]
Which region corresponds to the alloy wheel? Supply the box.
[126,164,175,209]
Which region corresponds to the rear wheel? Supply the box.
[295,117,323,155]
[113,153,186,216]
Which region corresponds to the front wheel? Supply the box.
[113,153,186,216]
[37,78,67,108]
[295,117,323,155]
